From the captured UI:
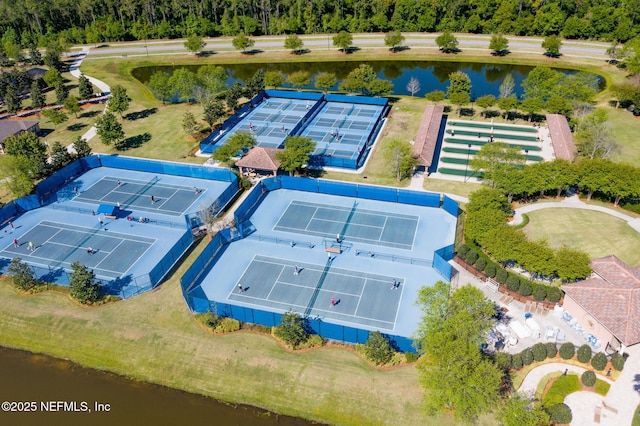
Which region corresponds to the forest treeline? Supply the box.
[0,0,639,46]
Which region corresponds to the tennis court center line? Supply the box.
[19,245,126,276]
[39,222,157,244]
[392,280,405,327]
[118,239,157,278]
[265,263,286,301]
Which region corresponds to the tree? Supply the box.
[284,34,303,54]
[498,393,549,426]
[384,139,417,181]
[168,68,198,103]
[447,71,471,113]
[95,111,125,146]
[542,35,562,57]
[182,111,199,138]
[435,31,459,53]
[497,96,519,120]
[224,82,244,112]
[8,258,38,291]
[197,65,228,98]
[50,142,73,170]
[367,79,394,96]
[232,32,254,53]
[43,68,63,87]
[245,69,264,97]
[264,71,286,89]
[489,33,509,56]
[43,40,64,71]
[72,137,92,158]
[54,81,69,105]
[78,74,94,99]
[362,331,395,365]
[184,34,205,55]
[406,77,421,97]
[148,71,174,104]
[276,136,316,176]
[544,96,572,116]
[314,72,337,93]
[475,95,496,118]
[69,261,101,304]
[30,81,45,109]
[4,85,21,113]
[212,131,256,163]
[28,45,42,65]
[203,99,226,129]
[108,85,131,117]
[333,31,353,53]
[41,109,69,127]
[63,95,81,118]
[520,97,544,121]
[340,64,377,94]
[425,90,446,103]
[274,310,309,349]
[287,71,312,91]
[471,142,526,187]
[0,155,35,197]
[499,73,515,99]
[575,109,619,159]
[384,30,405,52]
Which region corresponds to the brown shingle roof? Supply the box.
[235,147,280,171]
[0,120,39,143]
[562,255,640,346]
[413,105,444,166]
[546,113,575,161]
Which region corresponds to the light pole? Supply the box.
[464,143,472,182]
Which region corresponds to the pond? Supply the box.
[132,60,602,99]
[0,346,316,426]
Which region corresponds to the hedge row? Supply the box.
[510,342,626,372]
[457,244,563,303]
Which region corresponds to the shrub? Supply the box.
[591,352,607,371]
[581,370,596,387]
[518,281,533,297]
[405,352,419,363]
[216,317,241,333]
[298,334,326,349]
[496,268,508,284]
[363,331,395,365]
[485,263,497,278]
[521,348,534,365]
[546,286,563,303]
[506,274,520,292]
[559,343,575,360]
[465,250,479,265]
[511,354,523,370]
[532,342,548,362]
[576,344,592,363]
[548,403,572,424]
[457,244,470,257]
[611,352,625,371]
[494,352,512,371]
[475,257,487,271]
[532,284,547,301]
[8,258,38,291]
[274,310,309,349]
[545,342,558,358]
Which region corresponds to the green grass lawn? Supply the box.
[0,238,475,426]
[607,108,640,166]
[633,404,640,426]
[423,178,478,199]
[38,102,105,146]
[523,209,640,266]
[542,374,581,407]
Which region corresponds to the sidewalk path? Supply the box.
[511,194,640,233]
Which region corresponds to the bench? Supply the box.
[325,247,341,254]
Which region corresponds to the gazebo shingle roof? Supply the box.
[413,105,444,166]
[546,113,576,161]
[562,255,640,346]
[235,147,280,172]
[0,120,39,143]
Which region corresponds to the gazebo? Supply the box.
[562,255,640,354]
[235,147,281,177]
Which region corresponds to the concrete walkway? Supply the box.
[516,344,640,426]
[511,194,640,233]
[66,46,111,153]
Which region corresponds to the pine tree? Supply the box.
[78,74,94,99]
[30,81,45,109]
[69,261,101,304]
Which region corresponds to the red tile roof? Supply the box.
[235,147,280,171]
[562,255,640,346]
[413,105,444,166]
[546,114,576,161]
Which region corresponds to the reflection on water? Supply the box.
[132,60,602,98]
[0,346,317,426]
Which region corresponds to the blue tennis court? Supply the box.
[1,221,154,279]
[273,200,418,249]
[75,176,204,216]
[231,255,402,329]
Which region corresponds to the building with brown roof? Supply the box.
[0,120,40,154]
[546,113,576,161]
[562,255,640,353]
[413,105,444,169]
[235,147,281,176]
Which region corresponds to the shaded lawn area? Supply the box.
[0,237,495,426]
[38,103,105,146]
[523,209,640,266]
[607,108,640,166]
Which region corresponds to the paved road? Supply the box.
[82,33,609,61]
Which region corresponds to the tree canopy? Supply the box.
[383,139,417,181]
[435,31,459,53]
[212,131,256,163]
[69,261,101,304]
[276,136,316,175]
[184,34,206,55]
[333,31,353,52]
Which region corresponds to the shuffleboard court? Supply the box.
[273,200,418,249]
[0,221,155,279]
[75,176,205,216]
[229,255,403,330]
